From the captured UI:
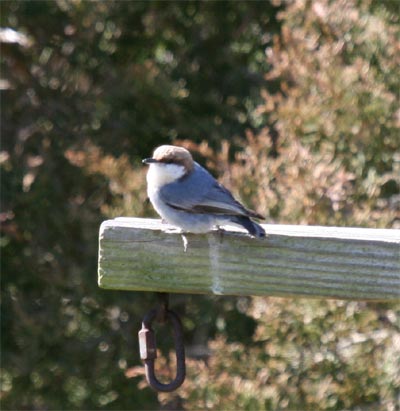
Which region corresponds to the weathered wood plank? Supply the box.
[98,217,400,301]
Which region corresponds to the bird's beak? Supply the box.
[142,158,159,164]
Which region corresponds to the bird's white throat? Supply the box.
[147,162,186,188]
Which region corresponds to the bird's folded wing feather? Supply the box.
[158,164,251,217]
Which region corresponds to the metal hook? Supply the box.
[138,294,186,392]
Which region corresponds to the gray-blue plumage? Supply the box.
[157,163,265,237]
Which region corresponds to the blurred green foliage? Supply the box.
[1,0,399,410]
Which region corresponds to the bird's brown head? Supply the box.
[143,145,194,173]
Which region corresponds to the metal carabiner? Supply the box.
[138,306,186,392]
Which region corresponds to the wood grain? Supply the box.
[98,218,400,300]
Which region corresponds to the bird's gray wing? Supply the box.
[158,163,253,217]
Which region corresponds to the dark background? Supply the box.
[1,1,399,410]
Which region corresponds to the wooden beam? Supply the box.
[98,218,400,301]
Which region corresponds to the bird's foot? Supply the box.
[215,226,226,243]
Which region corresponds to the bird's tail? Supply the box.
[231,216,266,238]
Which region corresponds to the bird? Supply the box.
[142,145,266,238]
